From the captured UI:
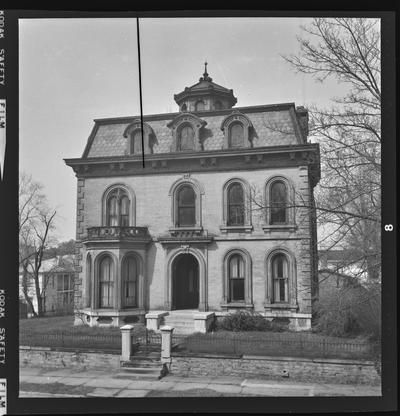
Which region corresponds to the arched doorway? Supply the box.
[172,254,199,309]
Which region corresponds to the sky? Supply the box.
[19,17,350,242]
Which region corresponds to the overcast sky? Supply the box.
[19,17,350,242]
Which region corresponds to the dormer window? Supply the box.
[214,101,222,110]
[123,120,155,154]
[167,113,207,152]
[178,124,195,151]
[221,111,253,149]
[181,103,187,112]
[229,122,245,148]
[131,130,143,154]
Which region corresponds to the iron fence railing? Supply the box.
[170,332,374,359]
[20,330,121,352]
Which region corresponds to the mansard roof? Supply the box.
[81,103,308,159]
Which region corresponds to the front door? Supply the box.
[172,254,199,309]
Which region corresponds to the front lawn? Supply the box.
[19,315,146,350]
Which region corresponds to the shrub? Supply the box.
[314,282,381,339]
[216,310,272,332]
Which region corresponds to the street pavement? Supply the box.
[19,367,381,398]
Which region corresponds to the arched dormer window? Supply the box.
[178,124,195,151]
[222,248,253,308]
[221,178,252,233]
[130,130,143,155]
[221,111,253,149]
[263,176,296,231]
[229,122,245,148]
[167,113,207,152]
[265,248,297,309]
[102,184,135,227]
[181,103,187,112]
[123,120,155,154]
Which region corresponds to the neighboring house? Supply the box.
[19,255,76,317]
[318,249,369,283]
[65,64,321,330]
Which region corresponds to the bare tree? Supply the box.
[282,18,381,282]
[19,172,57,317]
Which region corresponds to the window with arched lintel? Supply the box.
[221,249,253,308]
[177,185,196,227]
[221,178,252,233]
[106,189,130,226]
[123,120,155,154]
[98,255,114,308]
[227,183,244,226]
[228,254,245,302]
[167,113,207,152]
[102,184,135,227]
[220,111,253,149]
[264,248,297,310]
[229,122,245,148]
[263,176,296,232]
[169,177,204,231]
[178,124,195,151]
[85,254,92,308]
[121,255,139,308]
[270,181,287,224]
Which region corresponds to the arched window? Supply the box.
[122,256,138,308]
[227,183,245,226]
[131,130,143,155]
[178,125,195,151]
[272,254,289,302]
[99,256,114,308]
[85,254,92,308]
[195,100,205,111]
[228,254,245,302]
[106,189,130,226]
[177,185,196,227]
[270,181,287,224]
[181,103,187,112]
[229,122,244,148]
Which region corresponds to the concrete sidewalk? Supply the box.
[19,367,381,398]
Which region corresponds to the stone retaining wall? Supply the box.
[170,354,380,385]
[19,347,380,386]
[19,347,120,371]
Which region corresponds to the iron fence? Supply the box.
[171,332,374,359]
[20,330,121,352]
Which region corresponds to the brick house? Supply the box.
[65,65,320,331]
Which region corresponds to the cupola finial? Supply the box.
[201,61,212,81]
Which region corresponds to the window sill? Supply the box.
[220,302,254,309]
[220,225,253,233]
[262,224,297,233]
[263,302,298,311]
